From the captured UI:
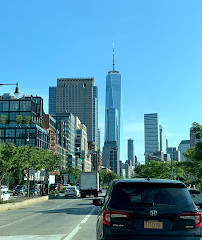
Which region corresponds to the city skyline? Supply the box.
[1,1,202,163]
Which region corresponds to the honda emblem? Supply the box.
[150,210,157,216]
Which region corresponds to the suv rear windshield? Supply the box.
[108,182,194,212]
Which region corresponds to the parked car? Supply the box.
[13,185,27,195]
[23,187,40,196]
[93,178,202,240]
[1,191,10,201]
[65,186,80,197]
[49,183,61,192]
[1,185,8,192]
[63,184,71,189]
[188,188,202,208]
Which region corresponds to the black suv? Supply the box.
[93,178,202,240]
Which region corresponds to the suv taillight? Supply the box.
[102,210,129,226]
[178,212,202,227]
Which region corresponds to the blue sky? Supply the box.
[0,0,202,163]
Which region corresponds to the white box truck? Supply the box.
[79,172,99,198]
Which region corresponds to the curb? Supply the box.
[0,196,49,213]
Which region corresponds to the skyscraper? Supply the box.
[159,125,167,153]
[128,138,134,166]
[103,43,121,175]
[144,113,160,161]
[105,44,121,146]
[93,86,98,147]
[49,87,57,115]
[56,78,95,142]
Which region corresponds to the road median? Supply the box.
[0,196,49,213]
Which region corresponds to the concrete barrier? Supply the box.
[0,196,49,213]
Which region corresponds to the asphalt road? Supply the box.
[0,193,102,240]
[0,191,201,240]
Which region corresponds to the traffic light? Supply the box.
[148,157,151,164]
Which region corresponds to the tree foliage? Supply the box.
[99,170,121,184]
[183,122,202,179]
[134,160,186,180]
[0,143,62,189]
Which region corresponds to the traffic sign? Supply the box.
[70,176,75,184]
[64,174,68,184]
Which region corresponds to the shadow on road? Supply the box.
[33,206,99,215]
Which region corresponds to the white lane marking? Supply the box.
[0,199,75,229]
[63,206,96,240]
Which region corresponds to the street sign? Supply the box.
[70,176,75,184]
[29,170,35,176]
[64,174,68,184]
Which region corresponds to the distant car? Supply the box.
[63,184,71,189]
[93,178,202,240]
[49,183,61,191]
[1,185,8,192]
[65,186,80,197]
[1,191,10,201]
[13,185,27,195]
[23,187,40,196]
[188,188,202,208]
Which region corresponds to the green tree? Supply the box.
[134,161,186,180]
[24,116,31,124]
[16,115,23,125]
[183,122,202,179]
[99,170,120,184]
[0,143,16,195]
[0,115,7,124]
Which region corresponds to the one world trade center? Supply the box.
[103,43,122,175]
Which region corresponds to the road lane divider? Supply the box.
[63,206,96,240]
[0,196,49,213]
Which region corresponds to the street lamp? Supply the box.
[0,83,20,97]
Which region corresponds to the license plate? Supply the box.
[144,220,163,229]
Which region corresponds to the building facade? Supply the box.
[144,113,160,161]
[102,141,119,175]
[56,78,95,142]
[49,87,57,115]
[128,138,134,166]
[178,140,190,162]
[167,147,180,162]
[0,94,49,149]
[159,125,167,154]
[93,86,98,147]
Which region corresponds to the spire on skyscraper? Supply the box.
[113,42,115,72]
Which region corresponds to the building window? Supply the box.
[0,101,9,111]
[10,101,19,111]
[5,129,15,137]
[9,112,18,121]
[16,139,25,146]
[16,129,25,137]
[20,101,31,111]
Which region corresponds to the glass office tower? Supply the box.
[105,71,121,145]
[144,113,160,161]
[49,87,57,115]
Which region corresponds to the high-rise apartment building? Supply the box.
[128,138,134,166]
[49,87,57,115]
[178,140,190,162]
[144,113,160,161]
[159,125,167,154]
[56,78,95,143]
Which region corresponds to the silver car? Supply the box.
[189,188,202,207]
